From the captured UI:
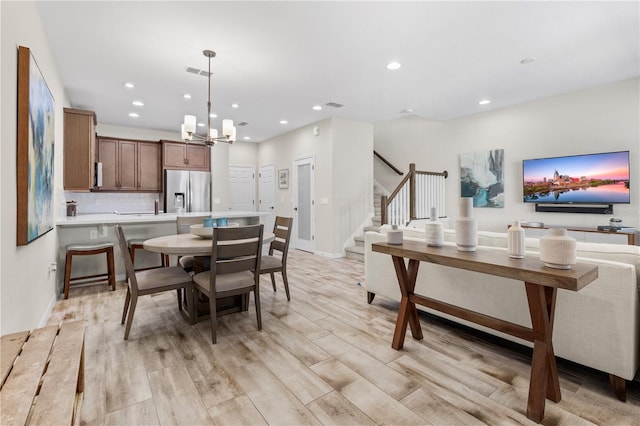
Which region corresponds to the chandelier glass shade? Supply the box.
[181,50,235,145]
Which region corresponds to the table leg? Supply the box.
[391,257,423,350]
[525,283,560,423]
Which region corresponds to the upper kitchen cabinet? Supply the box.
[63,108,96,191]
[137,141,162,191]
[96,137,161,192]
[162,140,210,171]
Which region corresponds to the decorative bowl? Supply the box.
[190,223,239,239]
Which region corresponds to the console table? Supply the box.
[372,240,598,423]
[519,224,638,246]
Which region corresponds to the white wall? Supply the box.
[1,1,68,333]
[375,78,640,232]
[331,118,374,251]
[229,140,258,166]
[374,116,445,193]
[256,117,373,256]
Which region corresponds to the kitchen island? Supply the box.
[56,211,270,297]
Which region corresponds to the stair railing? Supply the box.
[374,150,403,176]
[380,164,448,226]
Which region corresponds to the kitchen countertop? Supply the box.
[56,211,271,227]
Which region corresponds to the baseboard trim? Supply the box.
[314,250,345,259]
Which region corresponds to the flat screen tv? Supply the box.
[523,151,630,204]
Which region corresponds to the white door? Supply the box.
[293,156,315,252]
[258,165,276,232]
[228,166,255,211]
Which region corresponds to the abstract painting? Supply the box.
[17,46,55,245]
[460,149,504,208]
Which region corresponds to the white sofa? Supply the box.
[364,226,640,400]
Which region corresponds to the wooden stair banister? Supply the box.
[374,150,404,176]
[380,163,448,226]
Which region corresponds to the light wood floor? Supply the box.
[48,250,640,425]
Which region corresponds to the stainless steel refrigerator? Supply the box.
[164,170,211,213]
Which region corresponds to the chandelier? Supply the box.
[181,50,235,145]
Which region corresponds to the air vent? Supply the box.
[185,67,211,77]
[326,102,344,108]
[237,122,249,127]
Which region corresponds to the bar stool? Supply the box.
[64,242,116,299]
[127,239,167,276]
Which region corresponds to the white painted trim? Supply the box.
[343,213,373,250]
[313,250,345,259]
[38,294,57,328]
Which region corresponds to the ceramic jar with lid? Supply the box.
[539,228,576,269]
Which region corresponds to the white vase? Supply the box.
[508,221,525,259]
[425,207,443,247]
[539,228,576,269]
[455,198,477,252]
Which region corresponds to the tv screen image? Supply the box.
[522,151,630,204]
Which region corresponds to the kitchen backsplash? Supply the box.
[65,192,163,215]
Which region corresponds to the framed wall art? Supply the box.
[278,168,289,189]
[17,46,55,245]
[460,149,504,208]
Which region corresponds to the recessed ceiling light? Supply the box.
[124,82,134,89]
[128,112,139,118]
[478,99,491,105]
[209,113,217,118]
[520,57,536,65]
[312,105,322,111]
[243,136,251,140]
[197,122,205,127]
[132,100,144,107]
[280,120,288,124]
[386,62,401,70]
[231,103,239,108]
[401,108,414,114]
[183,93,191,99]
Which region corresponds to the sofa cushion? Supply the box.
[574,242,640,285]
[477,231,508,248]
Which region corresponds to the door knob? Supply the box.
[270,206,274,209]
[294,207,298,211]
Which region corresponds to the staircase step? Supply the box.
[345,245,364,262]
[363,225,380,232]
[354,235,365,247]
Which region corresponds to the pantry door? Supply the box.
[293,156,315,252]
[259,165,276,233]
[228,166,255,211]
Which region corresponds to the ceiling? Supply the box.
[37,1,640,143]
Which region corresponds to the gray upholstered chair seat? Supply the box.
[193,270,255,294]
[259,255,283,272]
[136,267,195,292]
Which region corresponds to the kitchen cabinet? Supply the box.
[137,142,162,191]
[97,137,161,192]
[161,140,210,171]
[63,108,96,191]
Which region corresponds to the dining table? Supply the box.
[142,231,275,256]
[143,230,275,319]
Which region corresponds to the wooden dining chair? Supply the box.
[175,215,210,272]
[114,224,196,340]
[192,224,264,344]
[259,216,293,300]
